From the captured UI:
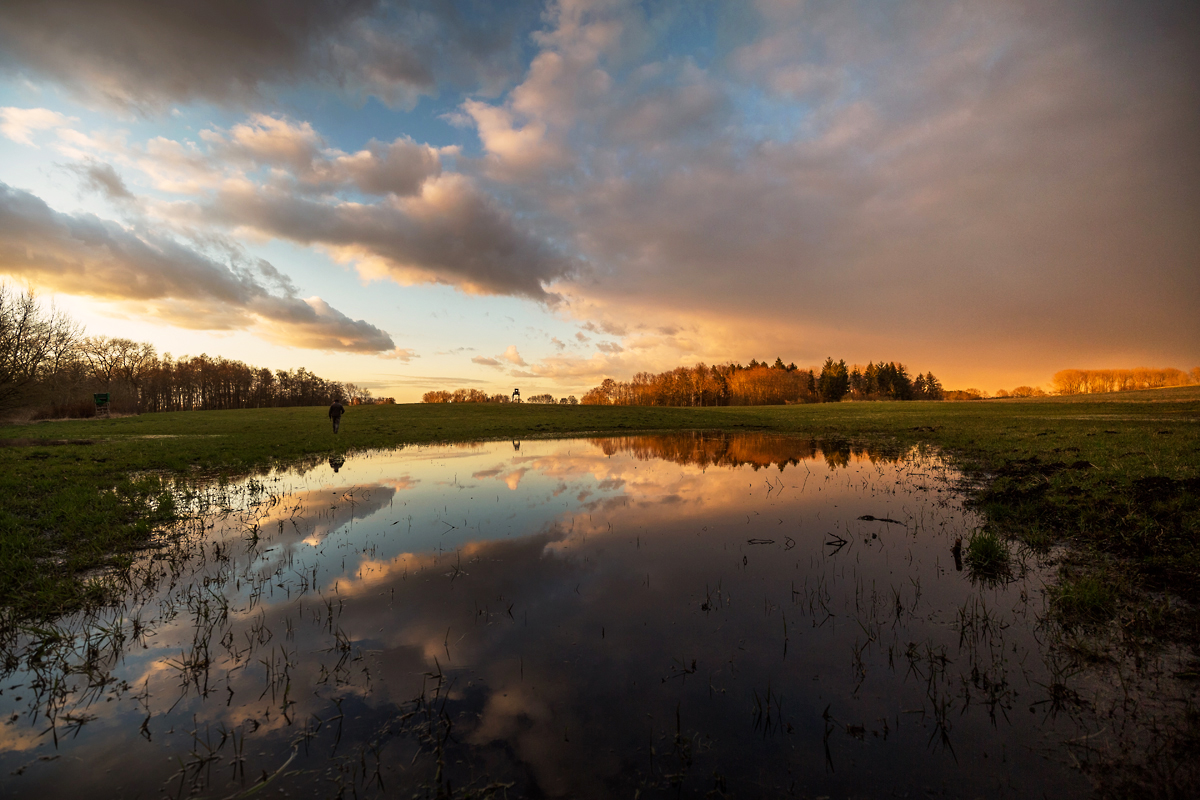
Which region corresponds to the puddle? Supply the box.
[0,434,1098,797]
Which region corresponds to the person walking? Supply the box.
[329,399,345,433]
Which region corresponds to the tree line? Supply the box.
[421,389,579,404]
[1,285,365,417]
[580,358,946,406]
[1050,367,1198,396]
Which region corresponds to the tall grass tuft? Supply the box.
[965,529,1010,583]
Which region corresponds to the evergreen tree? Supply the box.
[817,357,850,402]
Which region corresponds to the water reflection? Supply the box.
[0,434,1094,798]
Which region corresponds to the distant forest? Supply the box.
[422,389,577,404]
[578,358,945,406]
[1050,368,1198,395]
[0,286,370,417]
[420,358,959,407]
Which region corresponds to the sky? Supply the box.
[0,0,1197,401]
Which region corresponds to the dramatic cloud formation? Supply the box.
[458,0,1200,380]
[0,183,395,352]
[191,172,573,301]
[21,110,577,303]
[0,0,1196,396]
[0,0,534,110]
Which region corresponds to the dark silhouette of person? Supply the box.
[329,455,345,473]
[329,400,345,433]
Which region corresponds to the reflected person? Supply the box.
[329,399,346,433]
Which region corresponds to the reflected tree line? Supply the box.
[580,358,946,406]
[0,286,368,416]
[591,431,903,470]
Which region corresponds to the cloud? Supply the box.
[35,110,576,304]
[66,160,135,202]
[0,182,395,352]
[581,319,628,337]
[4,0,1197,391]
[472,356,501,366]
[456,0,1200,386]
[500,345,526,366]
[550,337,566,350]
[0,107,76,145]
[200,115,443,196]
[596,341,623,354]
[378,374,491,388]
[0,1,536,110]
[202,115,323,173]
[519,352,625,382]
[380,348,419,362]
[186,172,573,302]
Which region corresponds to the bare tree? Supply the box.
[0,285,80,410]
[80,336,122,390]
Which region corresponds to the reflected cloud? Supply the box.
[0,435,1116,799]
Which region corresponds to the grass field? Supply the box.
[2,393,1198,626]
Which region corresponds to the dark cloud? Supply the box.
[0,0,535,110]
[190,174,573,302]
[0,182,395,352]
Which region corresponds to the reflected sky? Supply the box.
[0,434,1093,798]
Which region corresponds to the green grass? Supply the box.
[965,529,1010,583]
[2,393,1198,620]
[1050,571,1119,626]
